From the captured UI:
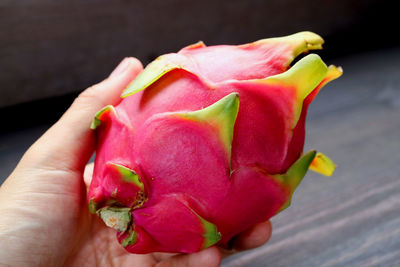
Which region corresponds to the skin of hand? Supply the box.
[0,58,272,267]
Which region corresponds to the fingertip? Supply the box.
[158,247,221,267]
[83,162,94,188]
[127,57,144,72]
[192,247,222,267]
[109,57,143,79]
[185,247,221,267]
[233,220,272,251]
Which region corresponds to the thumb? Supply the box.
[19,57,143,173]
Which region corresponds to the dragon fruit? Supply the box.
[88,31,342,254]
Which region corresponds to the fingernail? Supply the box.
[109,58,130,78]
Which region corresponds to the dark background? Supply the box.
[0,0,398,131]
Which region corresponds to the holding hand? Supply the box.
[0,58,271,267]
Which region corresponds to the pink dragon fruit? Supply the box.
[88,31,341,254]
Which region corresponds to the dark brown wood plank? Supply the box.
[222,49,400,266]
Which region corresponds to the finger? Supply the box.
[152,252,179,262]
[231,220,272,251]
[20,58,143,173]
[83,163,94,189]
[157,247,221,267]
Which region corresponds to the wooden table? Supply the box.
[223,49,400,266]
[1,48,399,266]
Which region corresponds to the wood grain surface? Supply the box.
[222,49,400,266]
[1,47,399,266]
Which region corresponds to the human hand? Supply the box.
[0,57,272,267]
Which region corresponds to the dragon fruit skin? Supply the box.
[88,32,342,254]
